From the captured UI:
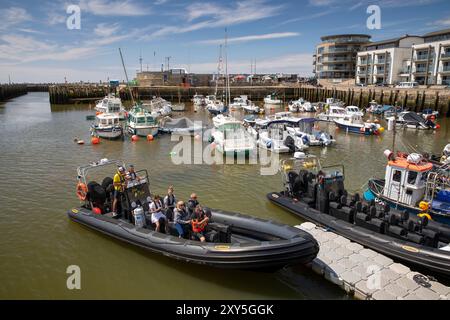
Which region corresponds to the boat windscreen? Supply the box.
[403,112,425,123]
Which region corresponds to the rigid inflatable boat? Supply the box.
[68,159,319,270]
[267,155,450,278]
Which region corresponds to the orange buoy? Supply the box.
[76,182,88,201]
[92,207,102,215]
[146,134,154,141]
[131,135,139,142]
[91,137,100,145]
[436,124,441,130]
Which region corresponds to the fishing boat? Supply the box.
[386,111,438,130]
[264,94,283,106]
[267,154,450,278]
[94,94,127,120]
[317,105,348,122]
[334,114,384,135]
[126,105,159,137]
[67,159,319,270]
[207,100,227,115]
[90,113,123,140]
[365,151,450,225]
[421,109,439,121]
[211,115,256,156]
[171,103,186,112]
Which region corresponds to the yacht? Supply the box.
[193,94,206,106]
[211,115,256,156]
[91,113,123,140]
[144,97,172,117]
[344,106,364,117]
[285,117,335,147]
[230,96,249,110]
[126,105,160,137]
[95,94,127,120]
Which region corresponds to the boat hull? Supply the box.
[335,122,376,135]
[267,192,450,278]
[67,207,319,270]
[127,126,159,137]
[91,126,123,140]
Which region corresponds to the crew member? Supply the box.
[112,166,127,217]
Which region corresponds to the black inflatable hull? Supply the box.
[67,207,319,270]
[267,192,450,278]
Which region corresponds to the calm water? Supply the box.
[0,92,448,299]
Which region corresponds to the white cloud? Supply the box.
[79,0,151,16]
[198,32,300,45]
[94,23,121,37]
[0,7,32,30]
[142,0,284,40]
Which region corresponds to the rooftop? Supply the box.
[423,28,450,38]
[320,34,371,42]
[362,34,422,48]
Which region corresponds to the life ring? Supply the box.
[76,182,88,201]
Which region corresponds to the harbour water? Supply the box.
[0,92,448,299]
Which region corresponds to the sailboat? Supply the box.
[207,45,227,115]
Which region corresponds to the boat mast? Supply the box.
[392,102,397,155]
[225,28,231,107]
[215,45,222,98]
[119,48,136,107]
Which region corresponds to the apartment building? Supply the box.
[313,34,371,83]
[409,29,450,85]
[356,35,424,85]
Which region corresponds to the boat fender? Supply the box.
[76,182,88,201]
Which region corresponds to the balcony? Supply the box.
[398,68,411,75]
[321,57,354,63]
[413,68,433,74]
[441,52,450,60]
[415,54,433,62]
[439,66,450,73]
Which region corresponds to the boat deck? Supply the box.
[297,222,450,300]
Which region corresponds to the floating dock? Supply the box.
[297,222,450,300]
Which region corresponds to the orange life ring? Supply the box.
[76,182,88,201]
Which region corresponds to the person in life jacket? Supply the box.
[150,195,166,233]
[112,166,126,217]
[163,186,177,221]
[126,164,140,183]
[190,205,210,242]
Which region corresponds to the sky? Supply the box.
[1,0,450,83]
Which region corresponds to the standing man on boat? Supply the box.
[163,186,177,220]
[112,166,126,217]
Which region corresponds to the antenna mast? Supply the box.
[119,48,136,106]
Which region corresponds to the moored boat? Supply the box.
[334,115,384,135]
[90,113,123,140]
[267,155,450,278]
[94,94,127,120]
[211,115,256,156]
[68,159,319,270]
[126,105,159,137]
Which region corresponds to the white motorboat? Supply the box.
[334,115,383,135]
[144,97,172,117]
[193,94,206,106]
[91,113,123,140]
[317,105,348,122]
[386,111,438,130]
[242,102,263,114]
[230,96,249,110]
[288,99,304,112]
[171,103,186,112]
[207,99,227,115]
[211,115,256,156]
[345,106,364,117]
[285,117,335,147]
[95,94,127,120]
[264,94,283,106]
[127,105,160,137]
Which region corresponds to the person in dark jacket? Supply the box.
[190,205,210,242]
[186,193,199,215]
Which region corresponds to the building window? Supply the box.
[407,171,418,185]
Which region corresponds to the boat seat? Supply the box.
[421,229,439,248]
[355,212,385,233]
[406,232,424,245]
[387,225,407,239]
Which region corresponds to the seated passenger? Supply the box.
[112,166,127,217]
[173,201,191,238]
[190,205,210,242]
[163,186,177,220]
[149,195,166,233]
[187,193,199,215]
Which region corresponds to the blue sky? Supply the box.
[1,0,450,83]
